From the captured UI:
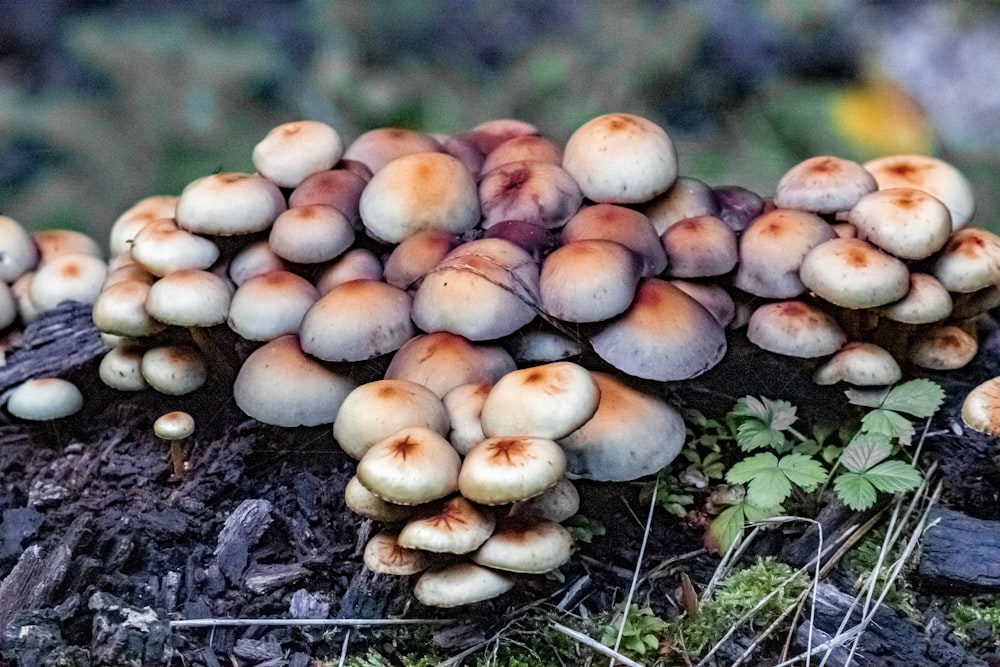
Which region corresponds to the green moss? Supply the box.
[949,597,1000,647]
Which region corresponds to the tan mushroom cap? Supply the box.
[509,477,580,523]
[641,175,721,236]
[252,120,344,188]
[129,218,220,277]
[481,134,563,173]
[98,342,148,392]
[344,476,418,523]
[233,334,357,427]
[268,205,355,264]
[733,208,838,299]
[343,127,441,174]
[141,345,207,396]
[464,118,539,155]
[670,280,736,328]
[561,203,666,277]
[30,253,108,312]
[299,279,414,362]
[773,155,877,214]
[33,229,102,264]
[478,160,583,229]
[153,411,195,440]
[471,518,574,574]
[932,227,1000,293]
[847,187,952,260]
[92,279,166,337]
[175,172,286,236]
[799,238,910,308]
[108,195,179,256]
[812,342,902,386]
[442,382,491,456]
[383,229,461,290]
[227,270,319,341]
[864,153,975,229]
[907,324,977,370]
[877,273,952,324]
[385,332,517,398]
[356,426,462,506]
[0,216,40,282]
[961,377,1000,436]
[333,379,450,460]
[661,214,739,278]
[590,278,727,381]
[0,281,17,331]
[314,248,384,294]
[359,151,480,244]
[363,530,433,576]
[747,300,847,358]
[539,239,641,323]
[563,112,678,204]
[458,436,566,505]
[228,240,287,286]
[145,269,234,327]
[480,362,600,440]
[398,495,496,554]
[558,372,686,481]
[288,168,367,229]
[7,378,83,420]
[413,562,514,608]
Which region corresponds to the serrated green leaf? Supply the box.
[726,452,780,483]
[769,400,799,430]
[747,471,792,508]
[860,408,915,445]
[834,471,878,510]
[732,395,771,420]
[743,501,781,524]
[845,386,890,409]
[862,460,923,493]
[840,432,893,472]
[736,419,788,452]
[777,453,828,491]
[879,379,945,418]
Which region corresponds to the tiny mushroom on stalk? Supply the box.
[458,436,566,506]
[267,205,355,264]
[153,410,195,478]
[252,120,344,188]
[772,155,877,214]
[961,376,1000,436]
[356,426,462,506]
[413,562,514,608]
[6,378,83,421]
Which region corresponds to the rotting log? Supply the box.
[918,506,1000,592]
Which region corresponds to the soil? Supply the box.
[1,303,999,666]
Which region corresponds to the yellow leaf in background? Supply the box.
[832,77,934,157]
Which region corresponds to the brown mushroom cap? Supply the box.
[153,410,195,440]
[471,518,574,574]
[560,203,667,277]
[384,332,517,398]
[175,172,286,236]
[478,160,583,229]
[458,436,566,505]
[932,227,1000,293]
[773,155,877,214]
[746,300,847,358]
[539,239,641,323]
[847,187,952,260]
[356,426,461,506]
[661,214,739,278]
[33,229,103,264]
[907,324,977,370]
[413,562,514,608]
[398,495,496,554]
[863,153,975,229]
[267,204,355,264]
[227,270,319,341]
[363,530,433,576]
[961,377,1000,436]
[108,195,179,257]
[640,176,721,236]
[30,253,108,312]
[799,237,910,308]
[877,273,952,324]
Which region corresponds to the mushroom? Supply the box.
[712,185,765,233]
[383,229,461,290]
[267,205,355,264]
[344,476,418,523]
[343,127,441,174]
[6,378,84,421]
[141,345,207,396]
[227,271,319,342]
[356,426,462,506]
[314,248,384,294]
[669,280,736,328]
[462,118,538,155]
[288,168,368,229]
[799,238,910,309]
[458,436,566,505]
[397,495,495,554]
[144,269,234,327]
[877,273,952,324]
[481,134,563,173]
[0,215,39,282]
[384,332,517,398]
[538,239,641,323]
[153,410,195,478]
[661,214,739,278]
[175,172,286,236]
[471,518,575,574]
[772,155,877,214]
[906,324,977,370]
[441,382,492,456]
[129,218,220,277]
[413,562,514,608]
[91,279,166,338]
[560,204,666,277]
[931,227,1000,293]
[509,477,580,523]
[812,342,902,386]
[863,153,975,229]
[29,253,108,312]
[33,229,103,263]
[228,240,288,287]
[478,160,582,229]
[961,376,1000,436]
[363,530,433,576]
[847,187,952,260]
[252,120,344,188]
[641,176,721,235]
[746,300,847,358]
[108,195,179,257]
[98,342,149,392]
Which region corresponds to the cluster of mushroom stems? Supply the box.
[2,111,999,605]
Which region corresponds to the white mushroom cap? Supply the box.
[98,342,148,391]
[590,278,727,381]
[344,476,418,523]
[773,155,878,214]
[356,426,461,505]
[478,160,583,229]
[413,562,514,608]
[471,518,574,574]
[661,214,739,278]
[103,254,155,288]
[877,273,952,324]
[343,127,441,174]
[505,325,584,364]
[252,120,344,188]
[333,379,450,460]
[233,334,357,426]
[863,154,975,229]
[299,279,414,362]
[363,530,433,576]
[458,436,566,505]
[129,218,220,277]
[359,151,480,244]
[442,382,491,456]
[480,362,600,440]
[558,371,686,481]
[141,345,207,395]
[33,230,103,264]
[383,229,461,290]
[288,168,368,229]
[932,227,1000,293]
[6,378,83,420]
[961,377,1000,436]
[0,216,39,282]
[385,332,517,398]
[10,271,38,324]
[733,209,838,299]
[0,282,17,331]
[398,495,495,554]
[228,240,287,286]
[463,118,539,154]
[481,135,562,173]
[30,253,108,312]
[847,187,952,260]
[539,239,641,323]
[268,205,355,264]
[812,342,902,386]
[509,478,580,523]
[153,410,195,440]
[641,176,721,236]
[175,172,286,236]
[227,270,319,341]
[92,279,166,337]
[746,300,847,358]
[562,112,678,204]
[145,269,234,327]
[108,195,179,256]
[560,204,666,277]
[906,324,977,370]
[314,248,384,295]
[799,238,910,308]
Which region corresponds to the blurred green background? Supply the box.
[3,0,1000,245]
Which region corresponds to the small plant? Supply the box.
[949,596,1000,648]
[563,514,606,544]
[599,603,669,660]
[844,526,921,621]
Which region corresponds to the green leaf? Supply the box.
[840,433,893,472]
[879,378,945,418]
[735,419,787,452]
[863,460,923,493]
[833,471,878,510]
[777,453,828,491]
[860,408,916,446]
[705,504,747,555]
[726,453,826,507]
[845,386,890,409]
[731,395,772,421]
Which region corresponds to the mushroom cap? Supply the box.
[863,153,975,229]
[509,478,580,523]
[333,379,450,460]
[471,518,574,574]
[385,332,517,398]
[539,239,641,323]
[356,426,462,505]
[478,160,582,229]
[413,562,514,608]
[560,203,666,277]
[145,269,234,327]
[481,135,562,173]
[108,195,179,257]
[398,495,496,554]
[363,530,433,576]
[141,345,207,396]
[961,376,1000,436]
[458,436,566,505]
[640,176,721,235]
[746,300,847,358]
[877,273,952,324]
[464,118,539,154]
[799,237,910,308]
[383,229,461,290]
[227,270,319,341]
[847,187,952,260]
[299,279,414,362]
[661,214,739,278]
[233,334,357,426]
[91,279,166,337]
[343,127,441,174]
[30,253,108,312]
[590,278,727,381]
[480,362,600,440]
[907,324,977,370]
[773,155,878,214]
[0,281,18,331]
[0,215,39,282]
[129,218,220,277]
[153,410,195,440]
[228,240,287,287]
[359,151,480,244]
[504,324,584,364]
[314,248,384,294]
[344,476,418,523]
[932,227,1000,293]
[812,342,902,386]
[6,378,83,420]
[175,172,286,236]
[713,185,766,233]
[481,219,557,258]
[288,168,367,228]
[98,342,148,392]
[442,382,491,456]
[33,229,102,264]
[558,371,686,481]
[669,280,736,328]
[732,208,838,299]
[252,120,344,188]
[267,205,355,264]
[562,112,678,203]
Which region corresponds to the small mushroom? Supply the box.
[478,160,582,229]
[773,155,877,214]
[344,476,417,523]
[129,218,220,277]
[932,227,1000,293]
[384,332,516,398]
[175,172,286,236]
[413,562,514,608]
[398,495,495,554]
[539,239,641,323]
[343,127,441,174]
[907,324,977,370]
[863,153,975,229]
[471,518,574,574]
[458,436,566,505]
[641,176,721,235]
[6,378,83,421]
[847,187,951,260]
[812,342,902,386]
[30,253,108,312]
[561,204,666,277]
[252,120,344,189]
[227,271,319,342]
[145,269,234,328]
[356,426,462,506]
[153,410,195,478]
[0,215,39,282]
[509,477,580,523]
[961,376,1000,436]
[799,238,910,309]
[661,214,739,278]
[267,205,355,264]
[141,345,207,396]
[746,300,847,358]
[363,530,433,576]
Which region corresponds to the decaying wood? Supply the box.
[918,506,1000,592]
